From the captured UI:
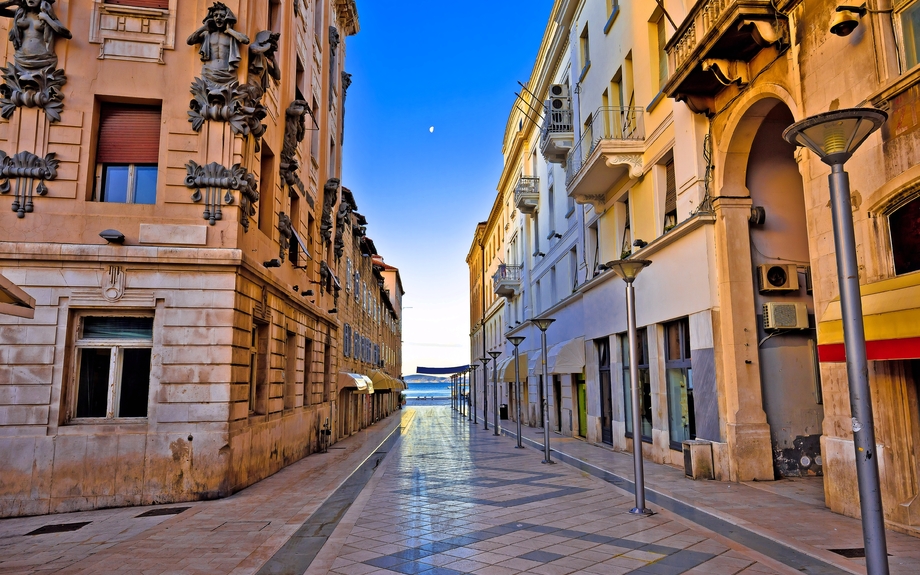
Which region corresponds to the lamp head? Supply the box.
[531,317,555,331]
[603,259,652,283]
[507,335,526,346]
[488,350,501,359]
[830,5,866,37]
[783,107,887,165]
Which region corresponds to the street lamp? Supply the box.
[605,258,653,515]
[531,317,555,464]
[488,350,502,435]
[470,364,477,423]
[783,107,889,575]
[480,356,490,430]
[507,335,526,449]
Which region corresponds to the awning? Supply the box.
[0,274,35,319]
[338,372,372,394]
[291,229,312,261]
[818,273,920,362]
[547,337,585,374]
[528,349,543,376]
[370,370,402,390]
[494,357,511,379]
[501,352,528,381]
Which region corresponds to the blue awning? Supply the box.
[415,365,470,375]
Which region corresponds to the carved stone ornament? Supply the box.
[102,266,126,302]
[280,100,310,204]
[0,150,58,218]
[0,0,72,122]
[319,260,331,295]
[278,211,292,261]
[248,30,280,93]
[603,153,644,179]
[320,178,339,245]
[334,202,348,262]
[184,160,258,227]
[187,2,270,142]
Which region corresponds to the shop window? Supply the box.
[620,328,651,442]
[665,318,694,449]
[95,103,161,204]
[72,315,153,419]
[890,194,920,275]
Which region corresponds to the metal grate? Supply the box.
[26,522,91,535]
[136,506,190,518]
[828,548,891,558]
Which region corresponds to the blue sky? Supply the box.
[342,1,554,375]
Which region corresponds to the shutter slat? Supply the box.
[664,160,676,214]
[104,0,169,9]
[97,104,161,165]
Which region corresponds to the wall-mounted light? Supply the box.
[301,289,314,296]
[830,4,867,37]
[263,259,281,268]
[328,308,338,314]
[99,229,125,244]
[552,232,563,239]
[749,206,767,225]
[633,239,648,248]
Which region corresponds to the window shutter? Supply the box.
[105,0,169,9]
[97,104,161,164]
[664,160,676,214]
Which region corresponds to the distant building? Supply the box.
[0,0,402,518]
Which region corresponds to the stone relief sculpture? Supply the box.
[340,71,351,143]
[278,211,292,262]
[280,100,309,203]
[334,201,348,262]
[185,160,257,226]
[187,2,270,143]
[320,177,339,245]
[0,0,72,122]
[248,30,280,93]
[0,150,58,217]
[327,26,339,111]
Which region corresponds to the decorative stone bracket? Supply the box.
[604,153,644,179]
[702,59,749,88]
[184,160,258,227]
[0,151,59,218]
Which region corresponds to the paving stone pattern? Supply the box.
[325,407,783,575]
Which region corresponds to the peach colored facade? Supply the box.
[0,0,402,518]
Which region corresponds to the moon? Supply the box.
[429,126,434,133]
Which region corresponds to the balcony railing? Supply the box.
[540,103,575,164]
[566,107,644,185]
[541,105,574,141]
[514,176,539,215]
[493,264,523,297]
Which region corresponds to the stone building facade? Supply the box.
[0,0,403,519]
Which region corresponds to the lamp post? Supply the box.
[784,107,889,575]
[470,364,477,423]
[488,350,502,435]
[507,335,526,448]
[605,258,653,515]
[460,370,465,417]
[480,357,490,430]
[531,318,555,464]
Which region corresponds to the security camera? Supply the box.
[830,5,867,37]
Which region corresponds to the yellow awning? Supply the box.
[528,349,543,376]
[501,352,528,381]
[370,370,401,390]
[337,372,372,394]
[547,337,585,374]
[817,273,920,361]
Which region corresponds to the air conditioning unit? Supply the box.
[549,83,569,98]
[549,96,571,111]
[757,263,799,292]
[763,302,809,330]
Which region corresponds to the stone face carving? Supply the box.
[278,211,292,261]
[185,160,257,226]
[280,100,309,203]
[340,71,351,143]
[319,260,331,295]
[0,150,58,217]
[187,2,270,141]
[248,30,280,93]
[0,0,72,122]
[320,178,339,245]
[334,202,348,262]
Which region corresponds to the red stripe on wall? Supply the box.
[817,337,920,362]
[105,0,169,9]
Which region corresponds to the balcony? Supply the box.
[493,264,523,297]
[663,0,788,115]
[514,176,539,215]
[540,103,574,165]
[565,107,645,210]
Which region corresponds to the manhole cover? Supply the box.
[26,522,91,536]
[136,507,190,518]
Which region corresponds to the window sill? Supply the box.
[579,61,591,83]
[61,418,148,432]
[647,90,666,113]
[604,7,620,34]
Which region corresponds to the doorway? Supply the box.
[553,375,562,432]
[575,374,587,437]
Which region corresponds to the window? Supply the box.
[663,159,677,231]
[72,315,153,419]
[620,198,632,258]
[105,0,168,8]
[343,324,351,356]
[652,13,668,92]
[548,184,556,235]
[665,318,694,449]
[259,144,275,234]
[250,320,269,414]
[303,337,313,406]
[95,103,160,204]
[898,0,920,69]
[890,194,920,274]
[346,259,352,293]
[354,270,360,300]
[268,0,281,33]
[353,330,360,362]
[533,210,541,256]
[579,25,591,78]
[621,328,651,442]
[284,330,297,410]
[569,247,579,291]
[597,337,613,445]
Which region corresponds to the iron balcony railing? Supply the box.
[492,264,523,296]
[514,176,539,212]
[541,103,574,142]
[566,107,644,184]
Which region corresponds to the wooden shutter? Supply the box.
[104,0,169,9]
[664,160,676,214]
[97,104,161,164]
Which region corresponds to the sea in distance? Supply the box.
[404,376,452,401]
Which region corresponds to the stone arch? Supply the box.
[713,85,800,197]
